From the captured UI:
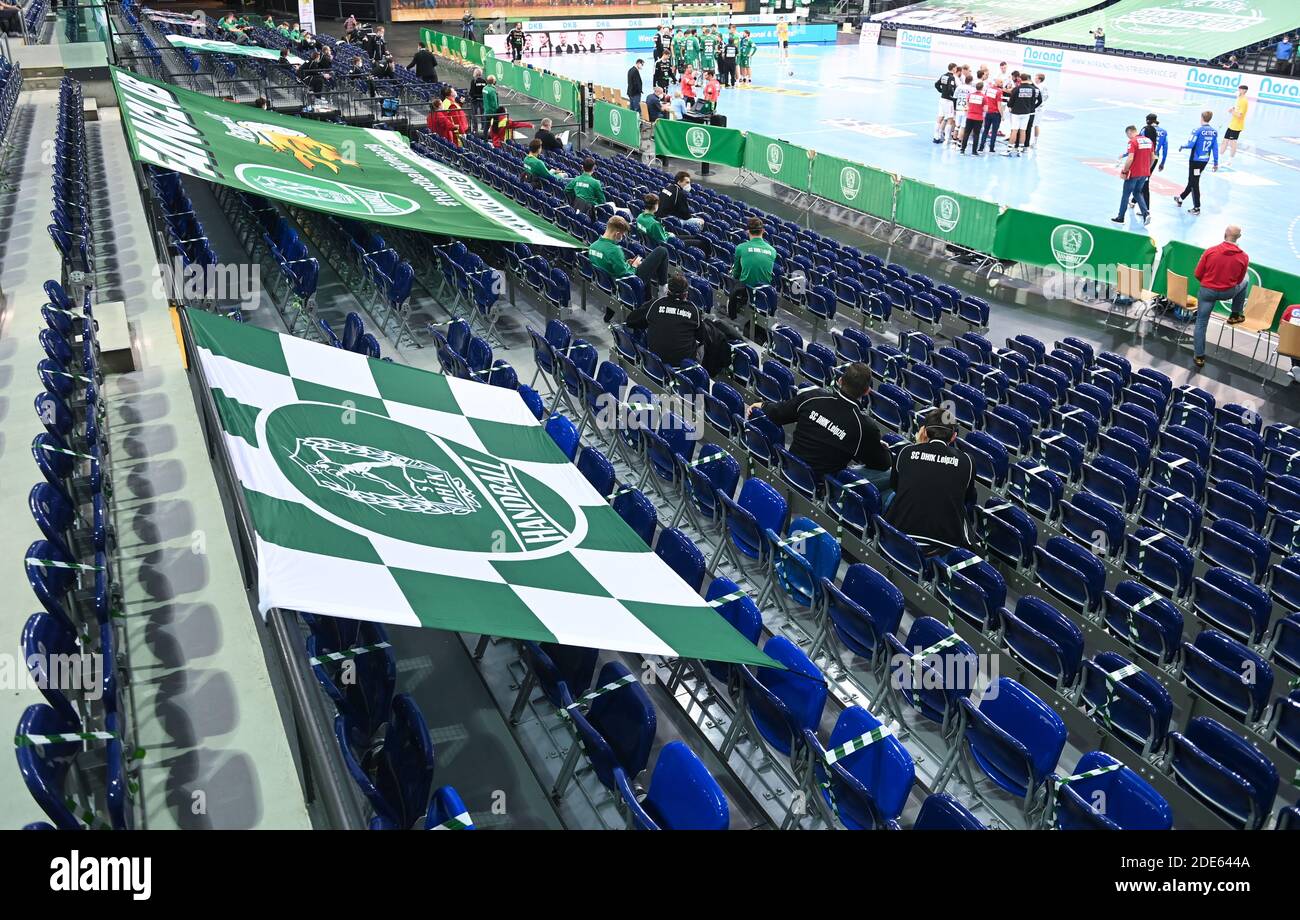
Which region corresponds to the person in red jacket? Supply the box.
[959,81,986,155]
[427,100,456,145]
[680,65,696,104]
[445,89,470,147]
[1191,224,1249,368]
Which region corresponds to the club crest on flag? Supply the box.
[933,195,960,233]
[233,164,420,218]
[765,142,783,175]
[686,126,711,158]
[289,437,481,516]
[608,108,623,135]
[839,165,860,201]
[268,403,577,552]
[1050,223,1095,269]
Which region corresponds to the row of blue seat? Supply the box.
[22,274,135,830]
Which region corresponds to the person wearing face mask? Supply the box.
[659,171,704,232]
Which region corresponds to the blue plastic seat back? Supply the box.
[423,785,475,829]
[1079,651,1172,753]
[888,616,977,724]
[773,515,841,608]
[822,706,915,827]
[577,446,617,498]
[1004,595,1085,687]
[742,636,827,757]
[613,487,658,546]
[1056,751,1173,830]
[1171,717,1278,829]
[638,741,729,830]
[372,694,435,829]
[15,703,83,829]
[309,625,395,749]
[1194,567,1271,643]
[1102,581,1184,665]
[914,792,985,829]
[655,527,707,592]
[1183,630,1273,721]
[586,660,658,787]
[963,678,1066,797]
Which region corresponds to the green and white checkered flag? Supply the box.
[186,311,776,668]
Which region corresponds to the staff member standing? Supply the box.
[481,75,499,138]
[627,59,645,114]
[1191,225,1250,369]
[746,363,892,484]
[883,408,977,555]
[1174,110,1219,215]
[626,274,703,365]
[728,217,776,320]
[408,44,438,82]
[507,23,526,61]
[1111,125,1153,226]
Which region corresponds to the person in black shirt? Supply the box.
[409,46,438,82]
[746,363,892,482]
[468,67,487,125]
[534,118,567,153]
[659,171,704,232]
[646,87,668,122]
[654,55,673,91]
[627,59,645,114]
[626,274,702,365]
[507,24,526,61]
[366,25,387,60]
[883,407,977,555]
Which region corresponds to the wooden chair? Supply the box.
[1218,284,1284,371]
[1109,265,1158,328]
[1164,271,1201,345]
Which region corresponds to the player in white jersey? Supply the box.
[1032,74,1048,147]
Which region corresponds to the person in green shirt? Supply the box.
[738,30,756,84]
[685,29,700,69]
[637,193,712,257]
[672,29,685,75]
[700,29,717,74]
[481,76,499,137]
[635,194,671,246]
[728,216,777,319]
[588,216,670,322]
[522,139,565,183]
[565,157,608,211]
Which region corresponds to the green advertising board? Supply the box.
[1152,239,1297,331]
[809,153,895,220]
[992,208,1156,284]
[110,67,578,248]
[895,178,1000,254]
[420,29,579,114]
[1023,0,1299,59]
[654,119,746,168]
[592,100,642,149]
[743,133,812,192]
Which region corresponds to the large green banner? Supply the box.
[592,100,642,149]
[992,208,1156,284]
[166,35,304,64]
[896,178,1000,253]
[185,309,777,668]
[743,133,812,192]
[110,68,578,248]
[809,153,895,219]
[1023,0,1298,58]
[654,119,746,168]
[1152,239,1297,331]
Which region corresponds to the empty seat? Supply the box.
[1054,751,1173,830]
[1169,717,1278,830]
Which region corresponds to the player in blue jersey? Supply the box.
[1174,111,1219,215]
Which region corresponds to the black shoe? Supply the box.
[603,307,615,323]
[1188,208,1200,214]
[1110,217,1125,224]
[1226,314,1245,325]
